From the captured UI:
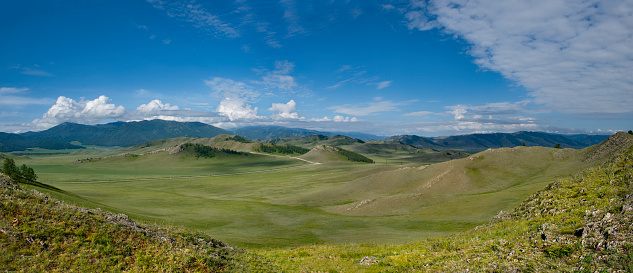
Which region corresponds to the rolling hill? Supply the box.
[3,133,632,271]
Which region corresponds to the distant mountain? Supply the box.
[2,120,612,152]
[19,120,230,148]
[382,131,610,150]
[565,134,610,146]
[233,126,382,141]
[0,132,82,152]
[233,126,324,140]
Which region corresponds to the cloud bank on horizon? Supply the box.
[1,0,631,136]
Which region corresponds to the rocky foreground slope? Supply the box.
[0,173,251,272]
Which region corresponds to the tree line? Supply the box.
[1,158,37,182]
[334,147,375,163]
[255,144,310,155]
[181,143,249,158]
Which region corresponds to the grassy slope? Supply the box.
[2,134,632,271]
[250,138,633,272]
[10,133,633,249]
[0,174,252,272]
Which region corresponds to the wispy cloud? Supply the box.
[403,0,633,114]
[279,0,307,37]
[327,65,392,90]
[329,100,405,116]
[376,81,392,90]
[147,0,239,38]
[11,64,54,77]
[263,60,297,90]
[0,87,54,106]
[403,110,434,117]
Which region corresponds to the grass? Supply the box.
[10,138,614,248]
[1,174,246,272]
[20,149,306,182]
[3,133,633,271]
[248,145,633,272]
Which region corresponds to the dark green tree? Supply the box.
[20,164,37,182]
[1,158,37,182]
[1,158,18,178]
[554,143,561,149]
[628,130,632,135]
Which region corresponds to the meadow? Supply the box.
[9,134,611,249]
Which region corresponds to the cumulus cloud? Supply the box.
[122,99,228,124]
[310,115,357,122]
[260,60,298,91]
[404,0,633,114]
[269,100,300,119]
[205,77,260,121]
[136,99,180,113]
[32,96,126,129]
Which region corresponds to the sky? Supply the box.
[1,0,632,137]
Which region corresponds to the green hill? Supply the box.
[0,174,247,272]
[261,134,365,148]
[299,145,374,163]
[253,134,633,272]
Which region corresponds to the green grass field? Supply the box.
[9,135,623,248]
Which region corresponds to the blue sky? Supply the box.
[1,0,631,137]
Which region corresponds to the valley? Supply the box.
[8,131,626,248]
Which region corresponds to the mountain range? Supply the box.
[384,131,609,150]
[0,120,612,152]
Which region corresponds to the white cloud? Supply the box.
[136,99,179,113]
[32,95,126,129]
[307,115,357,123]
[376,80,392,89]
[404,110,434,117]
[280,0,307,37]
[446,105,467,120]
[260,60,298,91]
[333,115,357,122]
[330,100,403,116]
[0,87,54,106]
[205,77,260,121]
[405,0,633,114]
[11,65,54,77]
[269,100,300,119]
[147,0,239,38]
[0,87,28,94]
